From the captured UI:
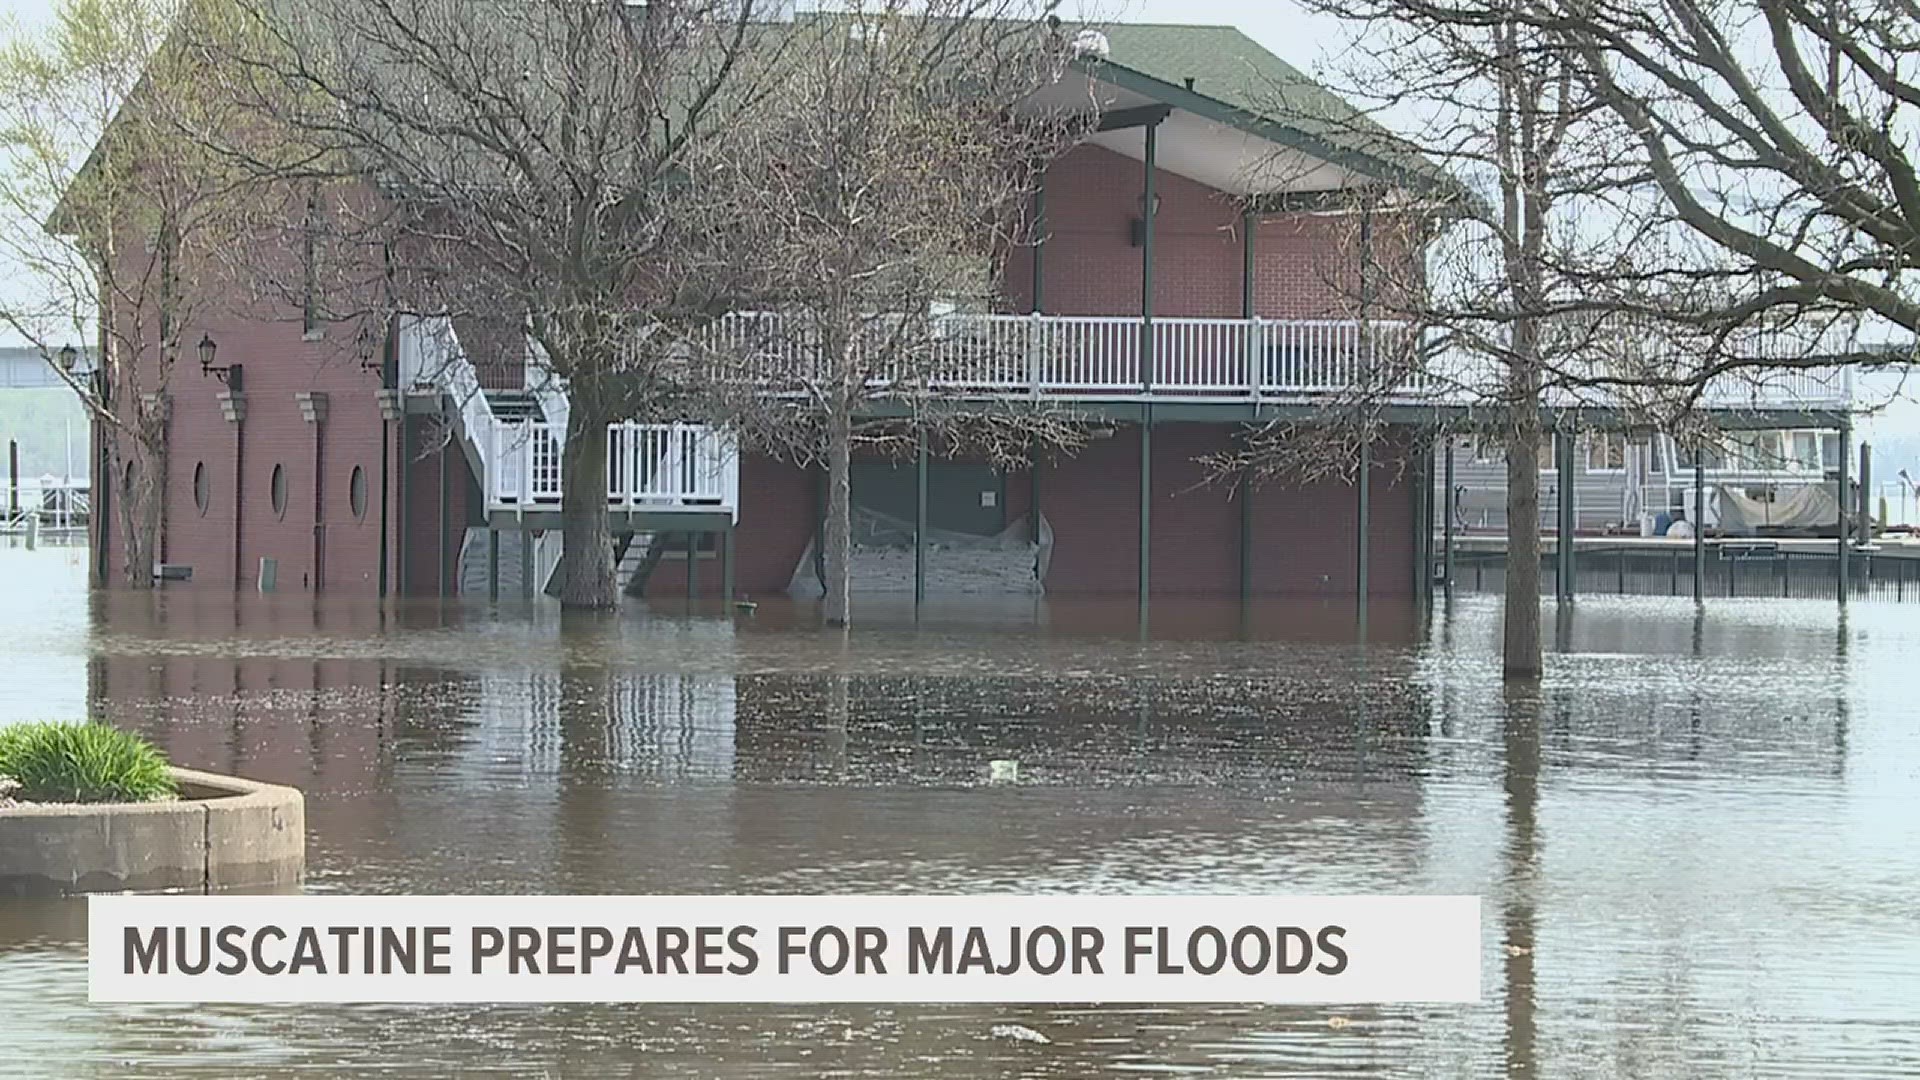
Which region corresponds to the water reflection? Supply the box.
[1,546,1917,1076]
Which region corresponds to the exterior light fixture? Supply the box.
[198,332,243,388]
[57,344,78,372]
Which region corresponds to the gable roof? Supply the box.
[1084,23,1451,197]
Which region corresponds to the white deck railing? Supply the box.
[489,420,737,518]
[407,312,1850,522]
[699,313,1433,399]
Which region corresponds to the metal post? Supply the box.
[1141,122,1158,394]
[487,529,499,601]
[1414,444,1432,604]
[1443,437,1456,590]
[722,526,735,602]
[1029,447,1042,544]
[1139,410,1152,607]
[915,429,928,605]
[520,528,534,600]
[396,413,408,597]
[1238,466,1253,602]
[687,531,698,600]
[1031,183,1045,314]
[1693,459,1706,603]
[1556,430,1575,602]
[7,439,17,518]
[1357,436,1371,611]
[1242,208,1256,320]
[438,440,450,598]
[1838,416,1851,603]
[1859,441,1872,546]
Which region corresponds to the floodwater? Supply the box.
[1,543,1917,1078]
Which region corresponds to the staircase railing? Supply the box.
[399,315,499,489]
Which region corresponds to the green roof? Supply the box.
[1087,23,1451,195]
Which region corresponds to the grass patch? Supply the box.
[0,721,177,804]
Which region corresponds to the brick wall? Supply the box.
[1001,144,1393,320]
[121,310,394,596]
[672,427,1419,600]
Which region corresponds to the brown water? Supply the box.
[1,544,1917,1078]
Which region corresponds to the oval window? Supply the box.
[349,465,368,521]
[270,463,288,519]
[192,462,209,515]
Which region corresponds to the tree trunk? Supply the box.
[1503,413,1542,680]
[555,411,616,609]
[822,405,853,627]
[117,443,159,590]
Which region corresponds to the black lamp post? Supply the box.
[198,332,242,389]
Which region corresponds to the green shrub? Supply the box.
[0,721,177,804]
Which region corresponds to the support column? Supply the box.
[722,525,735,602]
[1028,447,1042,544]
[1238,465,1253,602]
[1556,430,1575,602]
[915,428,928,605]
[1357,436,1371,610]
[487,529,499,601]
[1031,183,1045,314]
[1443,437,1456,591]
[686,531,698,600]
[396,411,409,597]
[1141,121,1158,395]
[1139,409,1152,610]
[1411,444,1428,604]
[1693,458,1706,603]
[438,436,450,598]
[1859,440,1872,547]
[1242,209,1256,320]
[521,529,534,600]
[1838,416,1851,603]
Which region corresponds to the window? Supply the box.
[349,465,368,521]
[192,462,209,515]
[1471,435,1501,463]
[1537,436,1557,471]
[1791,432,1820,471]
[1821,433,1841,471]
[270,464,288,519]
[1678,441,1726,471]
[1585,434,1627,472]
[1729,431,1784,471]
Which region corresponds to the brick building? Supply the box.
[84,21,1455,605]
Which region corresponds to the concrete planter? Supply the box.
[0,768,304,898]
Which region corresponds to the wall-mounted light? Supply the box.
[1129,194,1164,248]
[198,332,243,389]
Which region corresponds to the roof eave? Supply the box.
[1070,55,1460,202]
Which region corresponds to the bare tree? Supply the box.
[1544,0,1920,347]
[199,0,786,608]
[0,0,251,587]
[686,2,1087,626]
[1230,1,1726,680]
